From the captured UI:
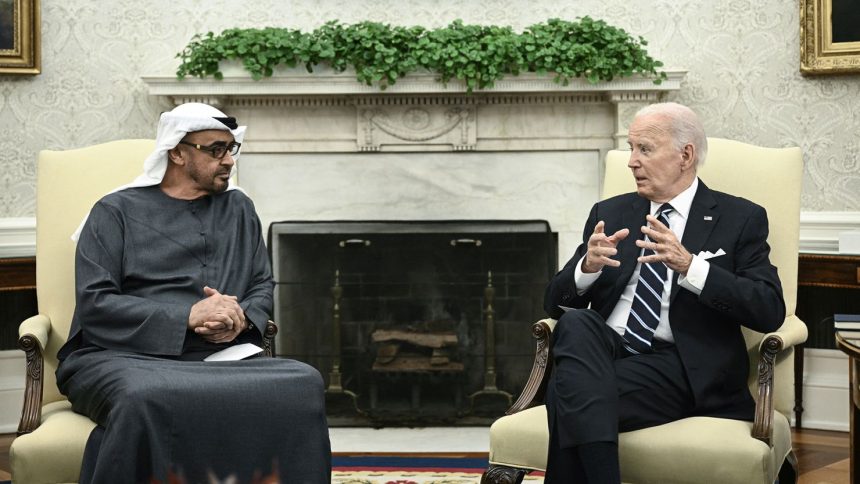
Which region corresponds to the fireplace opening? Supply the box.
[268,220,557,426]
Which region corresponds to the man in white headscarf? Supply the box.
[57,103,331,484]
[71,102,245,240]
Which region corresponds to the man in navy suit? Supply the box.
[543,102,785,483]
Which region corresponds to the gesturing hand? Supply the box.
[188,286,247,344]
[582,220,630,273]
[637,214,693,275]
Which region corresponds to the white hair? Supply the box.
[635,102,708,167]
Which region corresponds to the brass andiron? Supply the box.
[325,269,364,417]
[469,270,512,413]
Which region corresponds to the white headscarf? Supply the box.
[71,102,247,241]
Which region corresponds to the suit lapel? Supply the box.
[672,179,719,302]
[614,196,650,296]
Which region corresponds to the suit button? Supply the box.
[712,299,728,311]
[562,292,571,300]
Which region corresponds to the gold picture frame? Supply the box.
[0,0,40,75]
[801,0,860,74]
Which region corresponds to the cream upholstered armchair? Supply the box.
[10,140,278,483]
[482,138,807,484]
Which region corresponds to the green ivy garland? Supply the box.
[176,17,667,91]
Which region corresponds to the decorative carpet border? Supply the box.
[334,466,484,473]
[332,470,545,483]
[331,455,489,469]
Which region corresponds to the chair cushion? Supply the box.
[10,400,96,484]
[488,405,792,484]
[488,406,549,471]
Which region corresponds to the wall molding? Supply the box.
[0,217,36,258]
[800,211,860,253]
[2,212,858,258]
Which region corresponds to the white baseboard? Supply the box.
[0,349,25,434]
[801,348,849,431]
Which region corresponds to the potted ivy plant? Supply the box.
[175,17,667,92]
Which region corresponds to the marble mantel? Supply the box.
[141,68,686,265]
[143,67,685,152]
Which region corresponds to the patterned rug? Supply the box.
[331,455,545,484]
[332,470,545,483]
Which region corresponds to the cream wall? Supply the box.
[0,0,859,217]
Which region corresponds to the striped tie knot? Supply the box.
[654,203,674,234]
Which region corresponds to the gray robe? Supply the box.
[57,186,330,484]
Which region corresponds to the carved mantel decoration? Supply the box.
[358,102,475,152]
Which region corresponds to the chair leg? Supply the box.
[777,450,798,484]
[481,464,528,484]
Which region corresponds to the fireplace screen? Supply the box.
[268,220,557,425]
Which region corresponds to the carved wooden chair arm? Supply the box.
[506,318,556,415]
[18,314,52,435]
[751,314,808,446]
[263,320,278,357]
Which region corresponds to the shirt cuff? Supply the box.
[678,254,709,295]
[574,258,602,296]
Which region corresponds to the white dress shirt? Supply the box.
[573,177,711,343]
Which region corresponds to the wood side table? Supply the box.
[0,257,36,291]
[0,257,37,350]
[796,253,860,429]
[836,330,860,483]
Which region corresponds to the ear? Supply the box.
[679,143,696,170]
[167,146,186,166]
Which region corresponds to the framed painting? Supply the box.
[0,0,40,75]
[801,0,860,74]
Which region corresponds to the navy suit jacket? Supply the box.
[544,179,786,419]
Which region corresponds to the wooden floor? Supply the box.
[0,428,851,482]
[795,428,851,484]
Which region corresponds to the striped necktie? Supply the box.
[623,203,674,354]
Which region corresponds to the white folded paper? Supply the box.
[203,343,264,362]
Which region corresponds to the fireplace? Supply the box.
[269,220,556,425]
